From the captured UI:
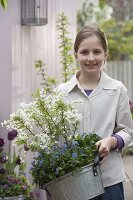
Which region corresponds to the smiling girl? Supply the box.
[56,25,133,200]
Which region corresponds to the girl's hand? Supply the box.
[95,136,117,161]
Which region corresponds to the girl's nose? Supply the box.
[87,53,94,61]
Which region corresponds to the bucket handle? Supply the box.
[93,152,101,176]
[43,186,52,200]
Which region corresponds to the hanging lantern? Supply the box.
[21,0,48,26]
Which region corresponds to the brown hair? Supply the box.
[74,25,108,53]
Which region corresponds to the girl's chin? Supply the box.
[85,68,99,73]
[82,68,101,76]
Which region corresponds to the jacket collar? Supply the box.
[98,71,117,90]
[66,71,117,95]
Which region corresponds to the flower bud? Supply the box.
[16,156,23,165]
[0,155,8,163]
[0,138,5,147]
[8,129,18,140]
[0,167,6,174]
[24,144,29,151]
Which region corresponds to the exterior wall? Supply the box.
[0,0,21,144]
[12,0,78,112]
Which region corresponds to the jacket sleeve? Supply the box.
[114,86,133,147]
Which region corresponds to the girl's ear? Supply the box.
[74,52,78,61]
[105,51,108,60]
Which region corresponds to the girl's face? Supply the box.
[75,35,107,75]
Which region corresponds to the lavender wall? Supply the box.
[0,0,21,144]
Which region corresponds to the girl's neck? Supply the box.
[78,71,101,90]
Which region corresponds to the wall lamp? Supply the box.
[21,0,48,26]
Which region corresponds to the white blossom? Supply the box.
[2,90,82,152]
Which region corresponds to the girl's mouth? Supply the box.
[85,64,97,68]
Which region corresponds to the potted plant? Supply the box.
[0,130,36,200]
[2,90,104,200]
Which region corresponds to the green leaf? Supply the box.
[0,0,8,9]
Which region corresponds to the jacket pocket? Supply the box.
[104,89,117,96]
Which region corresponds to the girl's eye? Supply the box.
[80,51,88,55]
[94,50,102,54]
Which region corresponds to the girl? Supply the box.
[56,25,133,200]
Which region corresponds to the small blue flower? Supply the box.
[71,141,79,148]
[38,152,43,158]
[62,143,68,150]
[59,148,65,155]
[52,145,59,151]
[52,154,59,159]
[59,144,68,155]
[38,160,44,166]
[71,152,78,159]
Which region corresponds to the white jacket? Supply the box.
[56,71,133,187]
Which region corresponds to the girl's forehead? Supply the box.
[79,35,103,49]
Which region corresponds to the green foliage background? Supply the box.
[77,0,133,61]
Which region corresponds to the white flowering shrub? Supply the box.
[2,90,82,152]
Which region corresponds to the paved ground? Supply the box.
[122,155,133,200]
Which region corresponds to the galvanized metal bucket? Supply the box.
[45,161,104,200]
